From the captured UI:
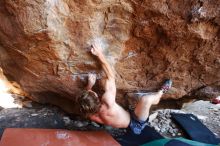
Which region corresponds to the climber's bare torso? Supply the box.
[90,99,130,128]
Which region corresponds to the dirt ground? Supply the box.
[0,103,125,139]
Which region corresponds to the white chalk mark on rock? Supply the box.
[71,73,102,80]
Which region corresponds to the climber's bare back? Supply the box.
[90,100,130,128]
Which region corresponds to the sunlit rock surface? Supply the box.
[0,0,219,113]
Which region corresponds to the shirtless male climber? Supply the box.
[77,45,172,135]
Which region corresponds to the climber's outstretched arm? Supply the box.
[90,45,116,107]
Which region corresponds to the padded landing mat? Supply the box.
[171,113,220,145]
[0,128,120,146]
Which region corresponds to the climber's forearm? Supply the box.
[86,74,96,90]
[86,83,94,90]
[97,54,115,80]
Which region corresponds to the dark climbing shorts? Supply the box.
[128,111,149,135]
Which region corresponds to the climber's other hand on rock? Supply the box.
[88,73,96,86]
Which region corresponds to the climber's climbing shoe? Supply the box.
[161,79,172,93]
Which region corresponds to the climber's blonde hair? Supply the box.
[77,90,101,117]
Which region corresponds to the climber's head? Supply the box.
[77,90,101,117]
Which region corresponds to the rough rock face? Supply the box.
[0,0,219,113]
